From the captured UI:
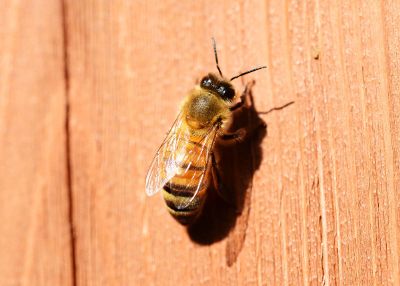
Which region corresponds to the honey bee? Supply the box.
[145,38,266,225]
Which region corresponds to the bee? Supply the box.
[145,38,266,225]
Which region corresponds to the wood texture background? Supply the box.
[1,0,399,285]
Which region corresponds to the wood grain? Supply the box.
[1,0,399,285]
[64,0,400,285]
[0,0,73,285]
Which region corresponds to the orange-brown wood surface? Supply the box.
[1,1,400,285]
[0,1,73,285]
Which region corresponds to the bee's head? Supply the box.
[203,37,266,100]
[200,73,235,101]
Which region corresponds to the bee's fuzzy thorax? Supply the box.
[181,86,232,133]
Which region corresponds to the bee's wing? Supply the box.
[169,124,219,210]
[145,113,219,210]
[145,112,189,196]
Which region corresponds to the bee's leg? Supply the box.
[219,122,267,146]
[229,97,245,111]
[229,80,256,111]
[211,153,237,210]
[219,128,247,145]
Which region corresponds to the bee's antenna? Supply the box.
[230,66,267,81]
[212,37,223,77]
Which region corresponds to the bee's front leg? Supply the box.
[229,80,256,111]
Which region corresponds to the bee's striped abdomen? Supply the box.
[162,137,212,225]
[162,184,208,225]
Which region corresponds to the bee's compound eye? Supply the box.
[200,77,212,87]
[217,86,226,95]
[219,83,235,100]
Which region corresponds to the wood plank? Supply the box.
[66,0,400,285]
[0,1,73,285]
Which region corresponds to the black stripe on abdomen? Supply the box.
[162,183,207,225]
[164,197,199,211]
[164,182,199,197]
[163,196,203,225]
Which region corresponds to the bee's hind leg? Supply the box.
[211,153,238,211]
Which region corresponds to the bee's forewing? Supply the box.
[145,113,187,196]
[145,149,173,196]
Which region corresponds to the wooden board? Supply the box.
[65,0,400,285]
[65,1,400,285]
[1,0,399,285]
[0,0,73,285]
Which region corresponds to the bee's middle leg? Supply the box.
[219,128,247,145]
[219,121,266,145]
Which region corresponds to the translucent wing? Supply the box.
[145,112,188,196]
[145,113,219,209]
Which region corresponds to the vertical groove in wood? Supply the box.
[0,1,73,285]
[61,0,77,285]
